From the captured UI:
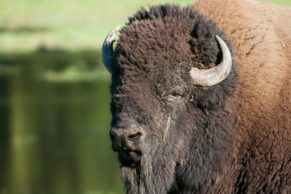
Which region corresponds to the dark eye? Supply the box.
[168,86,186,96]
[170,90,183,97]
[165,94,182,103]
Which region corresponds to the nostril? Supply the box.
[127,132,142,141]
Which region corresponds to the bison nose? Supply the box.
[110,127,144,152]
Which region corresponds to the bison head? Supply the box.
[102,5,239,194]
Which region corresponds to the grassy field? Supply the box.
[0,0,290,52]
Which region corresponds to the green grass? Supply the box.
[0,0,290,52]
[261,0,291,5]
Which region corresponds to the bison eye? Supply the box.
[165,85,186,96]
[161,85,187,102]
[165,94,182,103]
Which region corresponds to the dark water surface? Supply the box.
[0,50,123,194]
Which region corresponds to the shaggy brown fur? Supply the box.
[196,0,291,192]
[108,0,291,193]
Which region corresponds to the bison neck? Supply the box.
[195,1,291,193]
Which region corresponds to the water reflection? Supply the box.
[0,50,123,194]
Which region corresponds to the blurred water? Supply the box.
[0,51,123,194]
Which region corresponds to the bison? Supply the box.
[102,0,291,193]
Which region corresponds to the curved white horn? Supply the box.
[190,35,232,86]
[102,26,121,72]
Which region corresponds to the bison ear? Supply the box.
[196,87,227,110]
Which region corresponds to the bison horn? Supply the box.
[190,35,232,86]
[102,26,121,72]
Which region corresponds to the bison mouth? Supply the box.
[118,150,142,167]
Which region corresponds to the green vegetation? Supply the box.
[0,0,290,52]
[0,0,192,52]
[0,48,108,81]
[261,0,291,5]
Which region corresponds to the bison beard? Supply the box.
[120,106,182,194]
[121,141,177,194]
[120,102,237,194]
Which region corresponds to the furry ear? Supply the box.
[194,66,239,111]
[196,87,226,110]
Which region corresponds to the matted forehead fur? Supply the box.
[114,5,226,74]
